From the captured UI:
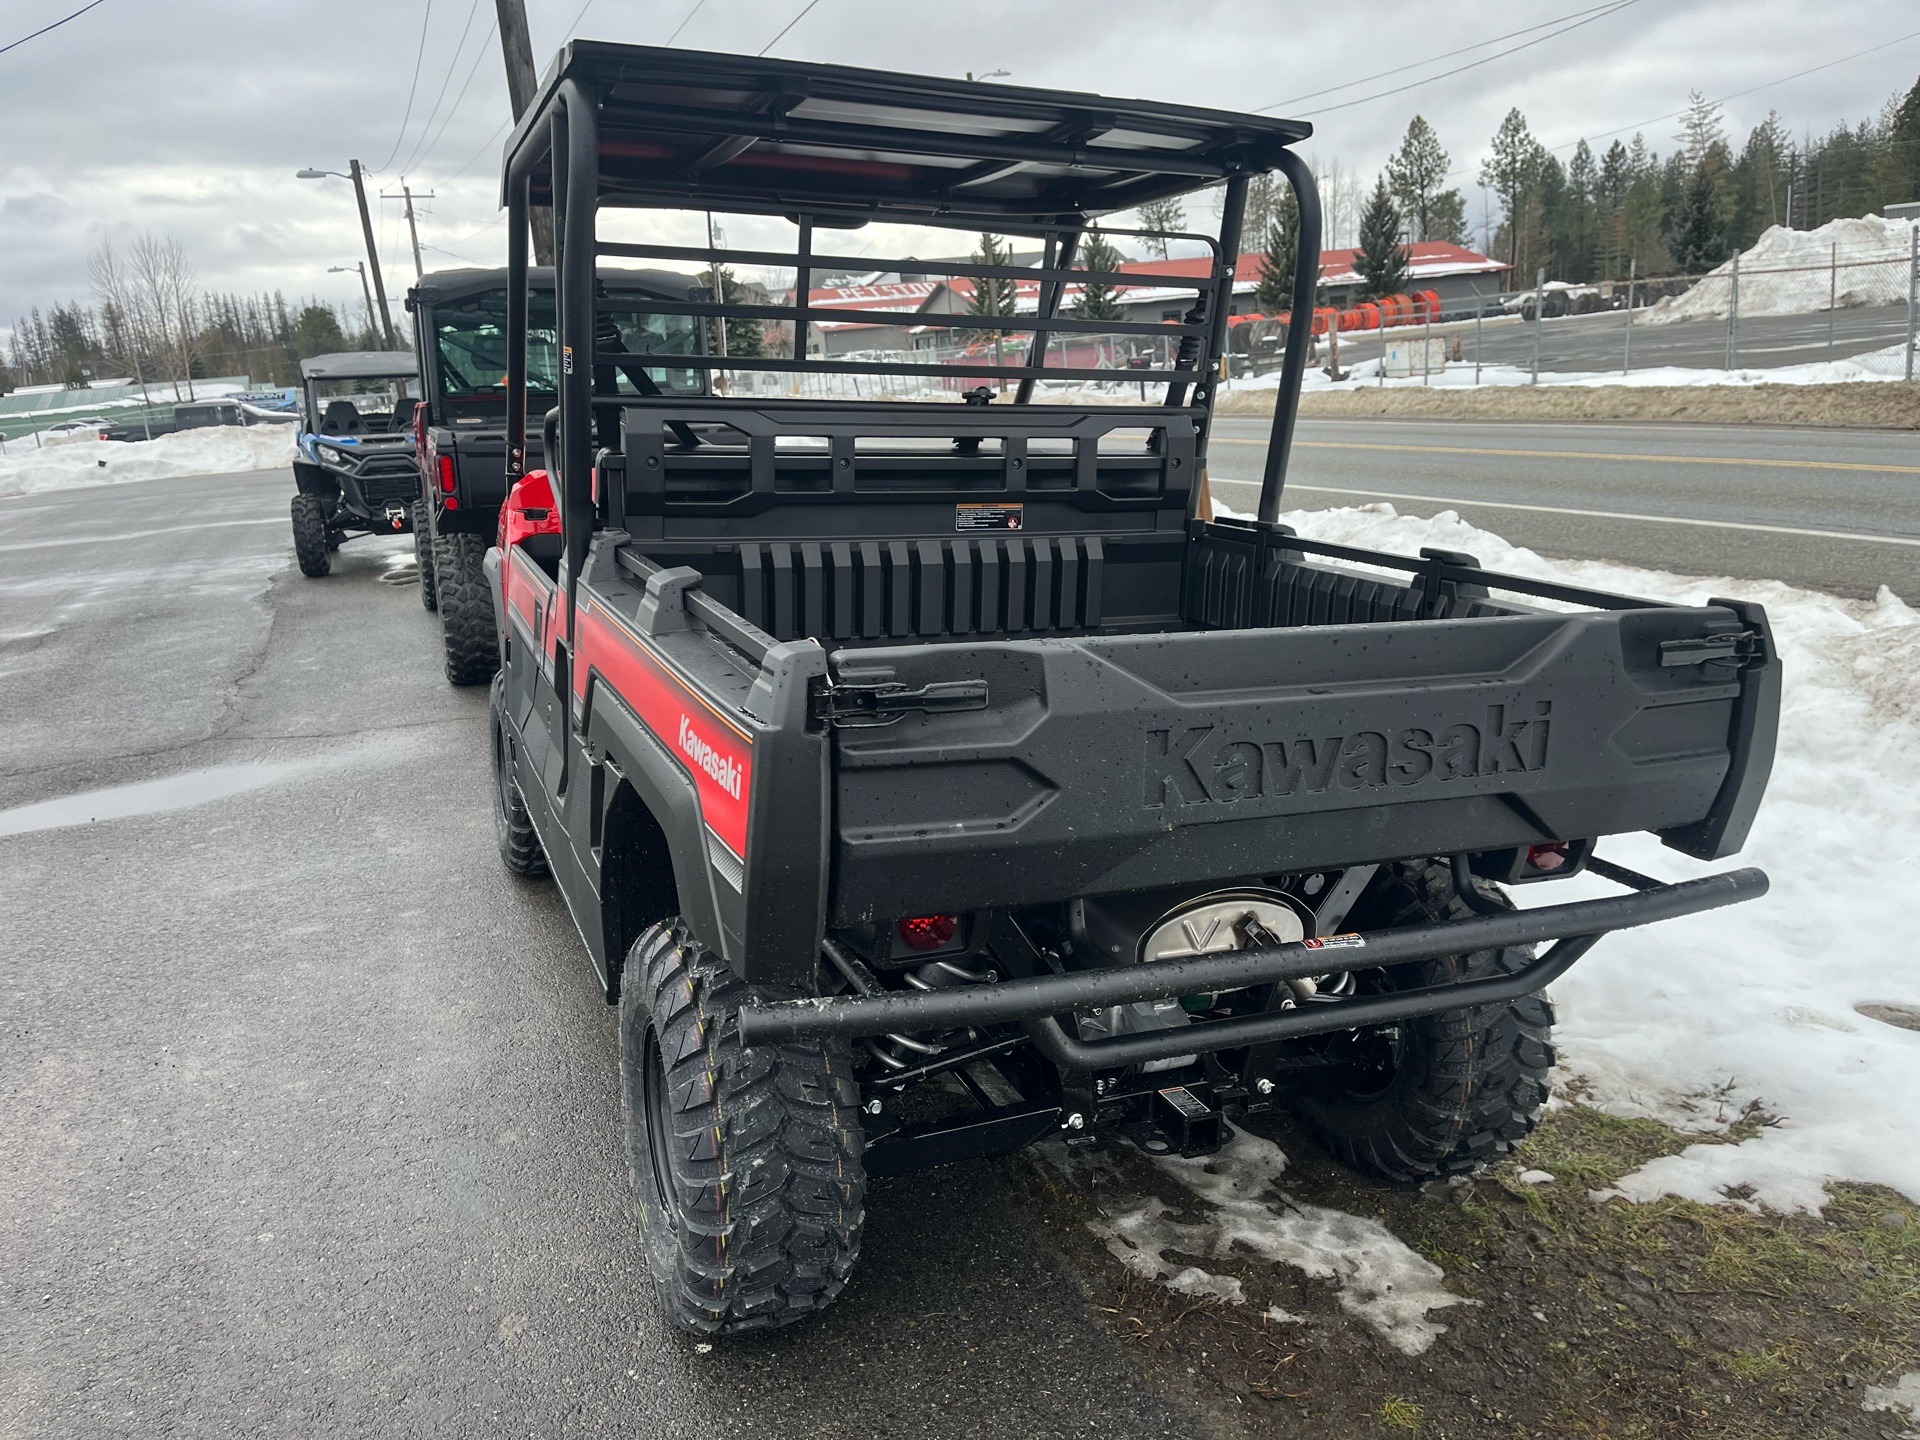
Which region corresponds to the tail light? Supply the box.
[896,914,958,951]
[1526,842,1572,873]
[436,453,456,493]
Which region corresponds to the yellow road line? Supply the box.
[1212,436,1920,475]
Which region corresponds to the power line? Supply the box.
[757,0,821,57]
[1563,28,1920,153]
[1257,2,1628,113]
[374,0,437,173]
[399,0,485,175]
[666,1,706,46]
[0,0,107,58]
[412,18,500,174]
[1446,28,1920,180]
[1306,0,1643,117]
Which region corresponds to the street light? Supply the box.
[329,264,379,342]
[966,69,1010,81]
[297,160,396,347]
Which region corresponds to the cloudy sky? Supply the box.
[2,0,1916,336]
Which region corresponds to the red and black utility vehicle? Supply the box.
[406,266,705,683]
[485,42,1778,1335]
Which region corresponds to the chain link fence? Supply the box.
[1293,223,1920,388]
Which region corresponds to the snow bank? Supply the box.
[1258,499,1920,1214]
[1194,341,1912,397]
[0,425,296,499]
[1648,214,1920,325]
[1077,1132,1470,1354]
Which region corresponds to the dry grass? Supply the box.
[1212,380,1920,429]
[1001,1102,1920,1440]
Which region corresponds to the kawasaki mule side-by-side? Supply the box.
[406,267,705,683]
[483,42,1777,1335]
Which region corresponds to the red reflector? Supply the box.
[1526,842,1571,873]
[444,494,458,511]
[897,914,958,951]
[437,454,456,492]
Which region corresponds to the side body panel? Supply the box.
[494,536,829,994]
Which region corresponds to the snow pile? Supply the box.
[1647,215,1920,325]
[1196,341,1914,395]
[1864,1372,1920,1434]
[1085,1131,1470,1354]
[0,425,296,499]
[1260,499,1920,1214]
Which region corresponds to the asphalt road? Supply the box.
[1209,417,1920,601]
[0,472,1200,1440]
[1304,301,1911,374]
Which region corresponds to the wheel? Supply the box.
[413,501,438,611]
[432,523,497,684]
[1289,859,1555,1183]
[489,672,546,877]
[432,529,497,686]
[290,494,330,577]
[620,920,866,1335]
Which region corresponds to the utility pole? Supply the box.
[383,180,434,281]
[348,159,397,347]
[330,263,378,339]
[495,0,555,265]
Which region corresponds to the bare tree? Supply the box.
[88,240,160,422]
[129,232,202,399]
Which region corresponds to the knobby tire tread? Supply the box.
[1290,859,1555,1183]
[621,920,865,1335]
[413,501,438,611]
[434,530,496,686]
[290,494,330,578]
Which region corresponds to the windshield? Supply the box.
[432,288,703,399]
[307,376,419,432]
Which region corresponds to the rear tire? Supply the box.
[291,494,330,577]
[433,529,496,686]
[413,501,438,611]
[620,920,866,1335]
[1289,859,1555,1183]
[489,672,546,877]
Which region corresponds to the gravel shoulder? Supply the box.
[1216,382,1920,429]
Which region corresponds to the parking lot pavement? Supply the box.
[0,472,1202,1440]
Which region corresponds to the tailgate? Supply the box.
[827,605,1776,924]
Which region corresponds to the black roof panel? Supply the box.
[502,42,1311,226]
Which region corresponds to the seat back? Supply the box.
[611,397,1202,642]
[320,400,365,436]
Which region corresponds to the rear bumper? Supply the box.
[737,866,1767,1066]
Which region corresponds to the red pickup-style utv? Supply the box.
[483,43,1777,1335]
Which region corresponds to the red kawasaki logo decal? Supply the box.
[678,713,743,801]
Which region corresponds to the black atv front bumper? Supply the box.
[737,866,1768,1069]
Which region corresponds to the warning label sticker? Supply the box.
[1303,933,1367,950]
[956,502,1024,532]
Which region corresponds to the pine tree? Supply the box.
[1881,74,1920,210]
[1424,189,1469,245]
[705,267,765,358]
[1676,91,1726,170]
[1671,162,1730,273]
[1256,220,1293,314]
[967,233,1020,315]
[1134,197,1186,260]
[1070,231,1125,322]
[1386,115,1449,241]
[1353,179,1409,300]
[1480,108,1547,272]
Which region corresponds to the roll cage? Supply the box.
[495,41,1325,608]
